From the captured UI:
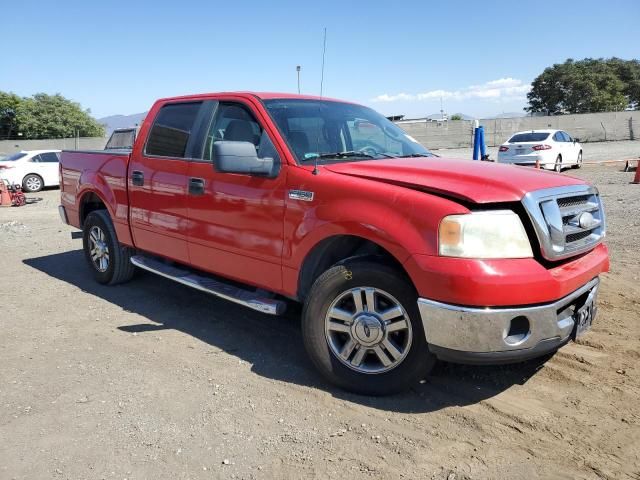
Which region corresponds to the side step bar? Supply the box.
[130,255,286,316]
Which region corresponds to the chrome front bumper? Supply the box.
[418,278,599,364]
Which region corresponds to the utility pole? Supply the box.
[296,65,301,94]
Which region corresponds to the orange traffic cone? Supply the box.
[0,181,13,207]
[633,163,640,184]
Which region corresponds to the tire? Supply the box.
[82,210,135,285]
[302,259,436,395]
[573,151,583,169]
[23,174,43,192]
[554,155,563,173]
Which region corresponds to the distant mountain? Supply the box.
[425,112,475,121]
[396,112,475,122]
[493,112,527,119]
[98,112,148,135]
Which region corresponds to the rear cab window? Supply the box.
[106,129,137,150]
[508,132,550,143]
[145,102,203,158]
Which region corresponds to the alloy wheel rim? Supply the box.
[324,287,412,374]
[26,177,41,190]
[89,226,110,272]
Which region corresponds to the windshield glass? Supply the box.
[508,132,550,143]
[2,152,27,161]
[263,99,433,164]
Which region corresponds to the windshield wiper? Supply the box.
[317,151,375,159]
[402,153,434,158]
[305,151,398,161]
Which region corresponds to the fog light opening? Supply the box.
[505,316,530,345]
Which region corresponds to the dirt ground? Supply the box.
[1,163,639,480]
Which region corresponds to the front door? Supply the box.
[128,101,204,264]
[187,100,287,290]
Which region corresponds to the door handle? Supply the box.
[189,177,205,196]
[131,170,144,186]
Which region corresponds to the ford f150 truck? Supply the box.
[59,92,609,395]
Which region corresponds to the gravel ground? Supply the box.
[435,139,640,164]
[0,164,639,479]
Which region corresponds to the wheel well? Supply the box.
[297,235,408,301]
[79,192,107,226]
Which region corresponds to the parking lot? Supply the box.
[1,163,639,479]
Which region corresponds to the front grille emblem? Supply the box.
[578,211,596,229]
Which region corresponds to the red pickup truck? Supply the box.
[59,92,609,395]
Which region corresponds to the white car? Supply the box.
[0,150,61,192]
[497,130,582,172]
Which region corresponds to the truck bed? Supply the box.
[60,149,132,242]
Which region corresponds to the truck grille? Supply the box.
[522,185,605,261]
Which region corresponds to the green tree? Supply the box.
[526,58,639,115]
[15,93,105,139]
[0,91,22,139]
[0,91,104,139]
[450,114,463,120]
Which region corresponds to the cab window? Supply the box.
[203,103,280,167]
[145,102,202,158]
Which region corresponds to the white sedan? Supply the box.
[497,130,583,172]
[0,150,61,192]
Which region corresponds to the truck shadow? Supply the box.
[24,250,552,414]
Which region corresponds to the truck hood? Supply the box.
[324,157,585,203]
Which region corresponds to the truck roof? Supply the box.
[155,91,354,105]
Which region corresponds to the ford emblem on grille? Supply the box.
[578,211,596,229]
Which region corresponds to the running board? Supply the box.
[130,255,286,316]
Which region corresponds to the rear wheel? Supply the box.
[82,210,135,285]
[23,174,43,192]
[554,155,563,173]
[302,259,435,395]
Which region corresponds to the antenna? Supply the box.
[320,27,327,97]
[313,27,327,175]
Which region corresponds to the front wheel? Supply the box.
[302,259,435,395]
[573,151,583,169]
[554,155,563,173]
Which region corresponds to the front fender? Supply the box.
[281,167,469,296]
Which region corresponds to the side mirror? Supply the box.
[213,141,273,176]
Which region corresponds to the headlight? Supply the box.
[439,210,533,258]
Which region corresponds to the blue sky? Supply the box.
[2,0,637,119]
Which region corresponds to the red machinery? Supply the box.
[0,179,26,207]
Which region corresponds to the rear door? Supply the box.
[128,101,206,263]
[186,99,287,290]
